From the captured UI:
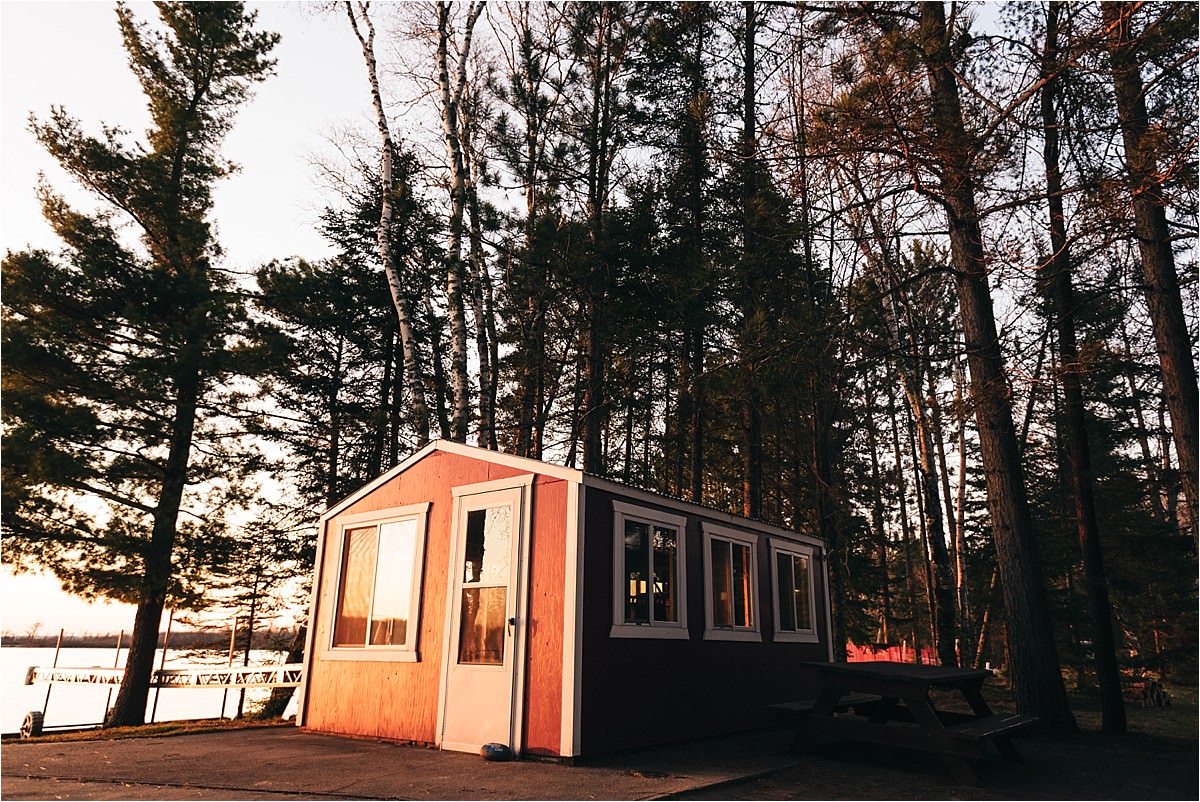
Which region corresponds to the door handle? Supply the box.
[508,617,517,629]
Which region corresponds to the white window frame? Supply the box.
[610,500,689,640]
[701,522,762,642]
[769,538,819,643]
[326,502,431,662]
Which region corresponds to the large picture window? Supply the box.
[770,538,818,643]
[329,503,430,660]
[702,523,761,642]
[611,501,688,639]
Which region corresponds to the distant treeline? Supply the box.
[2,628,298,652]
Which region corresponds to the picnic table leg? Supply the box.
[961,680,1024,763]
[907,696,980,786]
[787,687,844,755]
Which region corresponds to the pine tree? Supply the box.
[2,2,277,727]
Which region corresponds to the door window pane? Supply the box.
[463,506,512,585]
[333,526,377,646]
[458,586,507,665]
[368,519,416,646]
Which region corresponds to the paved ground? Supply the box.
[1,725,802,801]
[2,717,1195,801]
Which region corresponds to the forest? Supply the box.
[1,1,1196,732]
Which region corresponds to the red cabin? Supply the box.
[296,440,832,758]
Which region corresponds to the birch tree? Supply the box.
[434,0,486,442]
[345,0,431,444]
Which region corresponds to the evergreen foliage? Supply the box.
[2,1,277,726]
[4,1,1196,728]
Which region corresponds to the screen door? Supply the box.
[439,482,528,752]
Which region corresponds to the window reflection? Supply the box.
[776,551,812,632]
[332,519,418,648]
[624,519,679,625]
[458,505,512,665]
[711,538,752,629]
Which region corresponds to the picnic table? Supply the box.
[772,660,1037,785]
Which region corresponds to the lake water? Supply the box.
[2,646,296,734]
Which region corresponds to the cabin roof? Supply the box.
[320,439,822,547]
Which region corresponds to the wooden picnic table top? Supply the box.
[798,660,993,690]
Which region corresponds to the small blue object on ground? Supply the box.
[480,743,514,761]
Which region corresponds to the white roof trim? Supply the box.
[319,440,582,522]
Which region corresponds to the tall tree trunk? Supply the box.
[367,327,390,479]
[435,1,485,443]
[1103,1,1199,540]
[465,178,497,449]
[580,4,622,475]
[973,567,999,669]
[878,261,958,665]
[854,194,957,664]
[908,388,957,666]
[952,349,972,636]
[740,0,764,519]
[329,336,345,504]
[107,350,203,726]
[424,296,453,440]
[1117,319,1170,524]
[889,387,923,660]
[389,329,404,466]
[345,1,429,444]
[689,331,706,504]
[459,74,495,449]
[865,384,893,643]
[919,0,1074,729]
[906,398,939,655]
[1042,3,1126,733]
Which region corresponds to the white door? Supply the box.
[439,480,530,753]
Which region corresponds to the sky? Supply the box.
[0,0,386,636]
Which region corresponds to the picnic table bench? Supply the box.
[773,661,1037,785]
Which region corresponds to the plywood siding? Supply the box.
[302,450,565,746]
[521,478,567,756]
[578,487,829,756]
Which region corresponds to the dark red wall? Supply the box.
[579,486,829,755]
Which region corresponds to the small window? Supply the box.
[329,503,430,660]
[457,505,512,666]
[611,501,689,639]
[702,523,761,642]
[770,538,818,643]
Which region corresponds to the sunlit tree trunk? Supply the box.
[345,1,429,444]
[919,1,1074,729]
[1102,1,1198,540]
[436,1,485,443]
